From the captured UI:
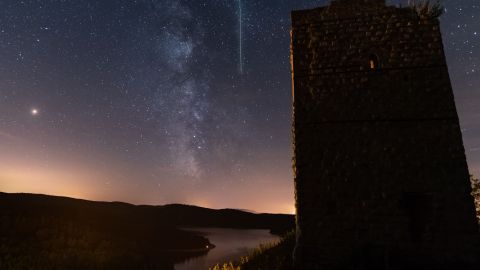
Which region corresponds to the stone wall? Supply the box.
[291,0,480,269]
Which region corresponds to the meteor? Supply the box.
[238,0,243,75]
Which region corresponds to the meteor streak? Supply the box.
[238,0,243,74]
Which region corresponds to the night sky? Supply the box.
[0,0,478,214]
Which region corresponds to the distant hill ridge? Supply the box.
[0,192,294,233]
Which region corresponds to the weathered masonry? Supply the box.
[290,0,479,269]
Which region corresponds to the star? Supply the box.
[0,0,476,215]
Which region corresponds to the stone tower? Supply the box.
[291,0,479,269]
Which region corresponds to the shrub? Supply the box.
[211,231,295,270]
[471,175,480,223]
[408,0,443,18]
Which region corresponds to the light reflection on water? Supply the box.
[175,228,281,270]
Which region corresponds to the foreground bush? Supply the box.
[211,231,295,270]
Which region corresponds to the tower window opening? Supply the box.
[369,54,379,70]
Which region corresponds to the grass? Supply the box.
[210,231,295,270]
[408,0,443,18]
[471,175,480,225]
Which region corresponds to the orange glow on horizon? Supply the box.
[0,147,295,214]
[0,165,295,214]
[1,166,93,200]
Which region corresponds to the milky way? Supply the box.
[0,0,478,213]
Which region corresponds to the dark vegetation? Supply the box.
[472,175,480,223]
[210,231,295,270]
[408,0,443,18]
[0,192,294,270]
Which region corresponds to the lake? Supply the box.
[175,228,281,270]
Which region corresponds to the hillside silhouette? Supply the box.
[0,192,294,270]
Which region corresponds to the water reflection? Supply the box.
[175,228,280,270]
